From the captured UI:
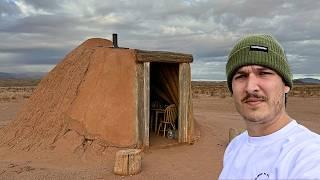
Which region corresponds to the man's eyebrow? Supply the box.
[256,67,272,71]
[234,69,248,74]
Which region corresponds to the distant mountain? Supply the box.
[0,72,46,79]
[293,78,320,84]
[0,72,16,79]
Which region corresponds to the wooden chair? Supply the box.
[157,104,177,137]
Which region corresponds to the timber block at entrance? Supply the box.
[114,149,142,176]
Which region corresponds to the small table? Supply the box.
[151,108,165,132]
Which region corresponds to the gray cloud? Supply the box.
[0,47,66,65]
[19,0,62,10]
[0,0,319,80]
[0,0,21,16]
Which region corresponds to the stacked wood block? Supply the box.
[114,149,142,176]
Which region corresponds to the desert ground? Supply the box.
[0,85,319,179]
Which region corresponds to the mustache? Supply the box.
[241,93,268,102]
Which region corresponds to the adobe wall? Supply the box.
[67,48,137,147]
[0,38,141,152]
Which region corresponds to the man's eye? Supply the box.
[260,71,273,76]
[234,74,246,79]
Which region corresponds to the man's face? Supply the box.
[232,65,290,125]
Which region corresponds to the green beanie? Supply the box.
[226,34,293,93]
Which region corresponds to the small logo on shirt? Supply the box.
[255,172,269,180]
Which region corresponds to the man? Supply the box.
[219,34,320,179]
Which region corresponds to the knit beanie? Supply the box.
[226,34,293,93]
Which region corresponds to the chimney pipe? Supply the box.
[112,33,118,48]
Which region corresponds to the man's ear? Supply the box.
[284,86,290,93]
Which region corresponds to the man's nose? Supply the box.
[245,74,260,93]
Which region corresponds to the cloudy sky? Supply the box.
[1,0,319,80]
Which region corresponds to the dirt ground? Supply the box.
[0,95,319,179]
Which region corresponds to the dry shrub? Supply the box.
[0,87,35,102]
[219,93,226,98]
[193,93,199,99]
[22,94,31,99]
[0,91,16,101]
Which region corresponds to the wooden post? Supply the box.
[179,63,191,143]
[143,62,150,147]
[114,149,142,176]
[136,62,150,148]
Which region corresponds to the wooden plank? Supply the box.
[143,62,150,147]
[136,63,144,147]
[165,66,179,104]
[158,69,177,104]
[136,50,193,63]
[186,65,194,143]
[178,63,191,143]
[185,64,192,143]
[153,87,172,104]
[136,62,150,147]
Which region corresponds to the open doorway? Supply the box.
[149,62,179,147]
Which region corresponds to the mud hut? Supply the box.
[0,36,194,151]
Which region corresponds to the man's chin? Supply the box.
[241,112,266,123]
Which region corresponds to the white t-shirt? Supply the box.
[219,120,320,179]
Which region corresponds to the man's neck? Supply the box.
[246,112,292,137]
